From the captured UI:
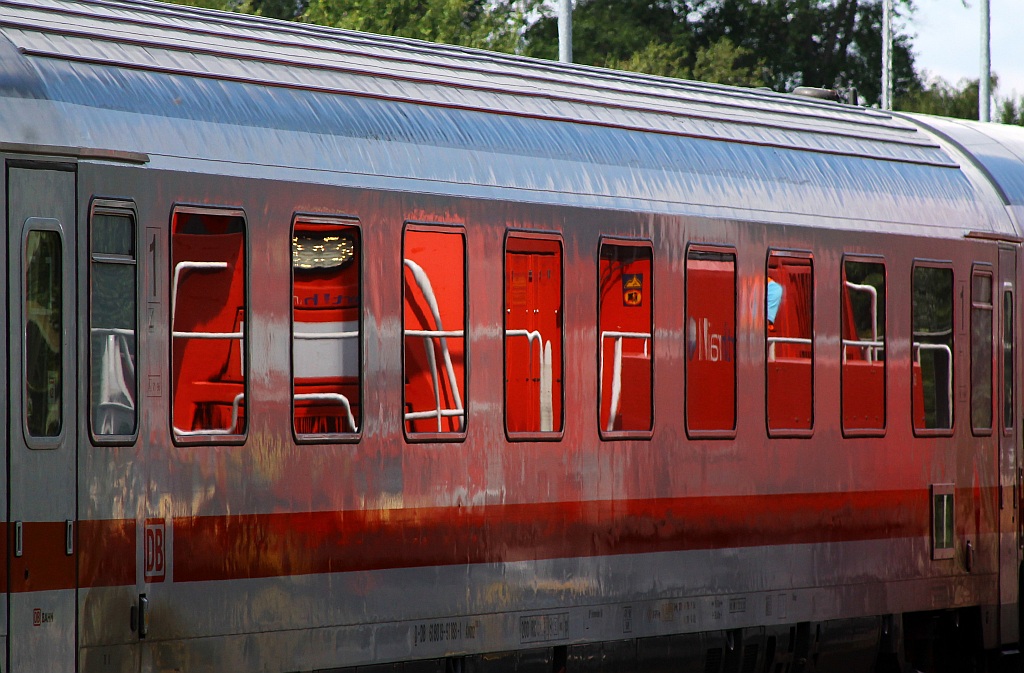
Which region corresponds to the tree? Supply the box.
[523,0,917,100]
[304,0,535,52]
[897,75,980,119]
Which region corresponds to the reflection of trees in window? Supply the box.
[90,211,138,437]
[971,270,993,433]
[912,266,953,431]
[25,229,63,437]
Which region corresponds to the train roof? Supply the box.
[0,0,1020,238]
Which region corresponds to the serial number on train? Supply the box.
[413,619,477,646]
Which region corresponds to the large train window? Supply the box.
[291,216,361,440]
[89,202,138,441]
[766,251,813,436]
[403,225,466,438]
[170,208,247,441]
[598,240,653,437]
[971,267,994,434]
[841,258,886,435]
[24,226,64,439]
[505,232,563,437]
[685,245,736,436]
[912,264,954,434]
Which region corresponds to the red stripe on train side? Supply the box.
[79,518,137,588]
[9,521,75,593]
[172,490,933,584]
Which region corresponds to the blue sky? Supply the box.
[910,0,1024,102]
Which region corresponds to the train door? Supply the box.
[6,166,78,672]
[998,244,1019,646]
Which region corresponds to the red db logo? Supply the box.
[144,520,166,582]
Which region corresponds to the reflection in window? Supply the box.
[971,270,993,433]
[766,253,813,433]
[599,243,652,434]
[90,210,138,438]
[912,266,954,432]
[842,260,886,433]
[686,247,736,434]
[404,228,466,435]
[170,210,247,438]
[292,219,361,437]
[25,229,63,438]
[505,235,563,434]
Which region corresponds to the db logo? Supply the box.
[144,520,167,582]
[33,608,54,626]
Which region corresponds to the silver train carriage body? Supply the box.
[3,1,1024,671]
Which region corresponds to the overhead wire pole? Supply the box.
[558,0,572,63]
[881,0,893,110]
[980,0,991,121]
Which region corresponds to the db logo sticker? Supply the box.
[144,520,167,582]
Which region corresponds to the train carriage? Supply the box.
[3,1,1024,671]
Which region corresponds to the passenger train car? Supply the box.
[3,1,1024,671]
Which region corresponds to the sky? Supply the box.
[909,0,1024,102]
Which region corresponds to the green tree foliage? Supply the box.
[523,0,917,101]
[304,0,534,51]
[896,75,980,119]
[998,97,1024,126]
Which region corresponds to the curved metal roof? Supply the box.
[0,0,1017,237]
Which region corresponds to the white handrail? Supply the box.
[505,329,553,431]
[403,259,465,431]
[913,342,954,426]
[599,330,651,432]
[294,392,358,433]
[173,392,245,436]
[766,336,812,362]
[842,339,885,364]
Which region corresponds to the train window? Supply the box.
[971,268,993,434]
[912,265,954,433]
[685,246,736,436]
[766,251,813,435]
[291,217,361,440]
[598,240,653,436]
[505,232,563,437]
[24,228,64,438]
[841,258,886,435]
[403,226,467,438]
[89,204,138,440]
[170,208,247,441]
[1003,289,1014,430]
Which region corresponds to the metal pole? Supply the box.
[980,0,990,121]
[881,0,893,110]
[558,0,572,63]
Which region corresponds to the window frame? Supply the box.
[88,199,140,446]
[503,229,565,442]
[840,254,888,438]
[168,204,249,446]
[684,243,738,440]
[290,214,363,445]
[597,236,654,441]
[910,260,955,437]
[22,218,67,449]
[765,248,814,439]
[402,221,469,443]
